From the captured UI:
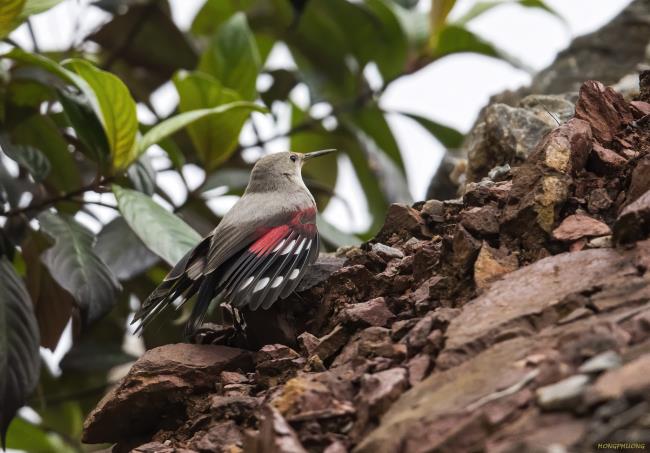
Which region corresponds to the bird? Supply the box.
[132,149,336,338]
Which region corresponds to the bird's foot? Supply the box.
[188,322,248,347]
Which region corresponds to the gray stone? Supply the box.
[578,351,622,374]
[371,243,404,260]
[536,375,590,411]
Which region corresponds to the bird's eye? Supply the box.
[290,154,297,162]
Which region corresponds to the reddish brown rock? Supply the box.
[587,143,628,175]
[630,100,650,118]
[460,205,500,236]
[575,80,634,143]
[614,190,650,244]
[312,325,350,362]
[375,204,426,241]
[452,225,481,270]
[246,406,307,453]
[552,214,611,241]
[340,297,395,327]
[271,373,355,423]
[358,368,408,416]
[439,245,646,369]
[625,155,650,206]
[82,344,252,443]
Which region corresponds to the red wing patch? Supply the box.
[220,210,319,310]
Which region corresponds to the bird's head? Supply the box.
[246,149,336,193]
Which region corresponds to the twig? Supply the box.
[0,176,114,217]
[26,19,40,53]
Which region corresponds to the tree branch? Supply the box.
[0,176,114,218]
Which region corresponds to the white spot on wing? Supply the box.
[281,239,296,255]
[305,239,312,250]
[271,276,283,288]
[240,276,254,291]
[254,277,270,292]
[272,239,285,253]
[289,268,300,280]
[294,238,306,255]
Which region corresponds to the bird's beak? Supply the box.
[303,149,337,161]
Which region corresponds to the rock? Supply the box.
[375,204,426,241]
[297,332,320,356]
[578,351,622,374]
[357,327,405,360]
[613,190,650,244]
[421,199,445,222]
[534,118,593,175]
[586,143,628,175]
[587,188,613,213]
[473,243,518,289]
[355,338,535,453]
[536,374,590,411]
[256,344,302,388]
[271,373,355,422]
[403,313,435,352]
[575,80,634,143]
[452,225,481,270]
[460,205,500,236]
[132,442,176,453]
[220,371,249,385]
[630,100,650,117]
[323,441,348,453]
[552,214,611,241]
[587,235,612,249]
[371,243,404,260]
[296,255,347,292]
[625,155,650,206]
[247,406,307,453]
[585,354,650,404]
[82,344,252,443]
[313,325,350,362]
[192,420,244,453]
[439,245,645,369]
[359,368,408,416]
[340,297,395,327]
[210,395,260,422]
[406,354,431,386]
[464,102,557,182]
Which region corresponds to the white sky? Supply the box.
[7,0,633,234]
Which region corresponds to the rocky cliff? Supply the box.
[81,76,650,453]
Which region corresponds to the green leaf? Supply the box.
[0,256,40,448]
[397,111,464,148]
[11,114,81,192]
[1,48,75,84]
[190,0,255,36]
[316,214,361,247]
[18,0,64,19]
[171,70,264,170]
[0,135,51,182]
[38,212,121,326]
[454,0,564,26]
[65,59,139,169]
[4,417,75,453]
[137,94,265,164]
[198,12,261,101]
[126,153,156,195]
[58,88,111,166]
[95,217,159,281]
[0,0,25,38]
[434,24,532,71]
[113,185,202,266]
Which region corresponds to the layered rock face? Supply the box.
[83,77,650,452]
